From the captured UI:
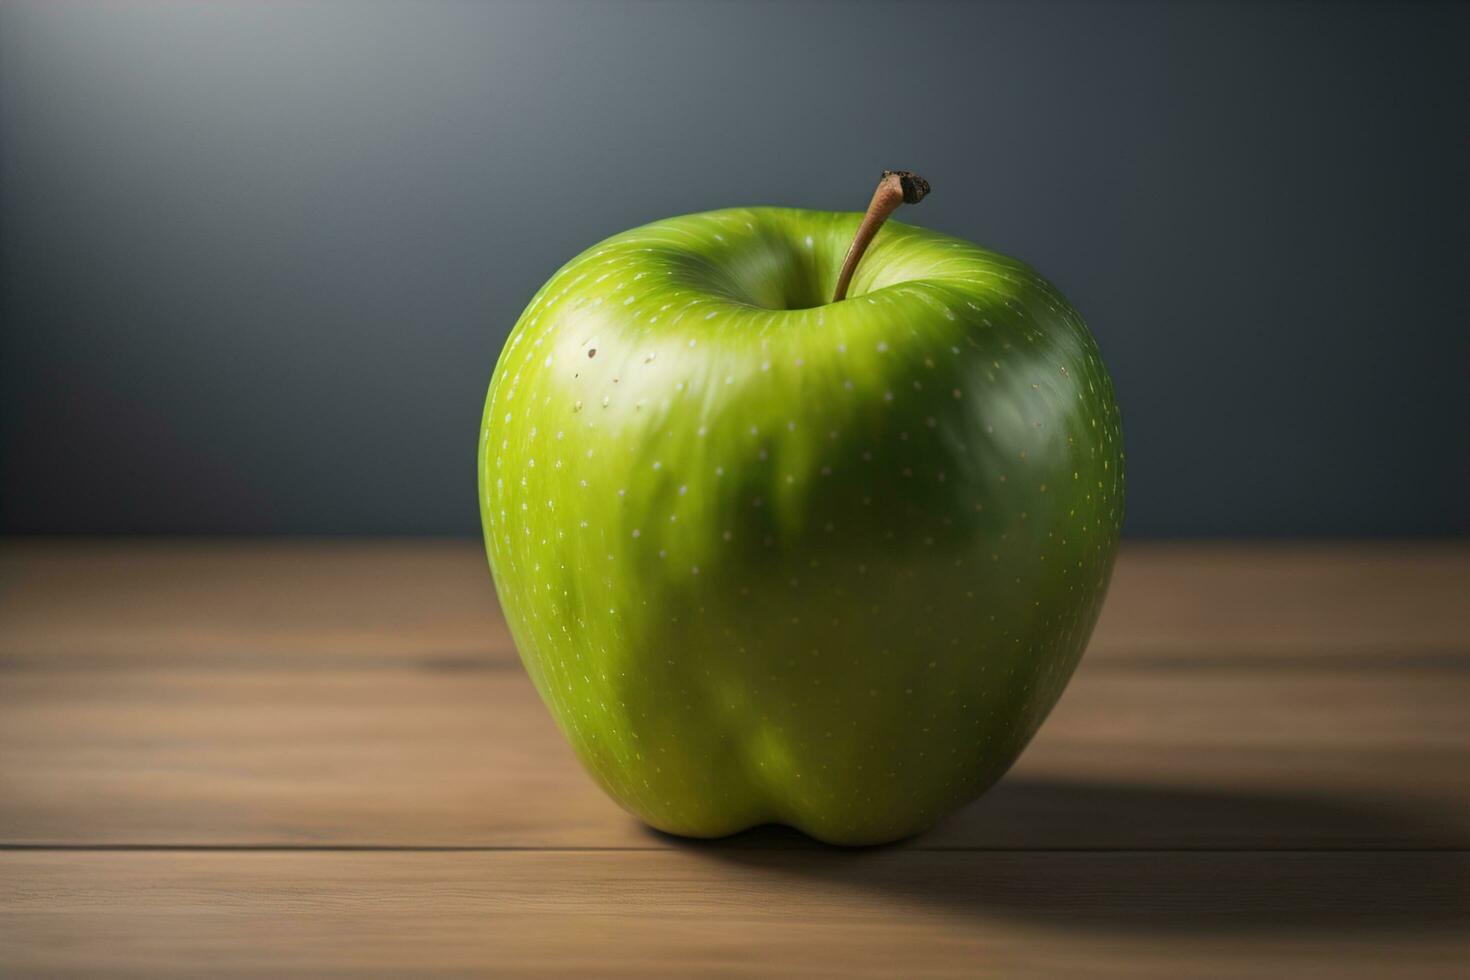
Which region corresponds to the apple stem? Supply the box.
[832,170,931,303]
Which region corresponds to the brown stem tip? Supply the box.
[832,170,931,303]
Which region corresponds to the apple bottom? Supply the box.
[507,549,1108,847]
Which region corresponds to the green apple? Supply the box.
[480,175,1123,845]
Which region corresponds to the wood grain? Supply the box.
[0,539,511,667]
[1,540,1467,976]
[3,851,1467,978]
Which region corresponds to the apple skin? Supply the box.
[480,207,1123,845]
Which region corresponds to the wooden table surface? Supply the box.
[1,540,1467,977]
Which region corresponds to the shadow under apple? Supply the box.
[649,777,1470,936]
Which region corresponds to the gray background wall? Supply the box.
[2,0,1466,537]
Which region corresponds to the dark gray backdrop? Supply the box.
[2,0,1466,536]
